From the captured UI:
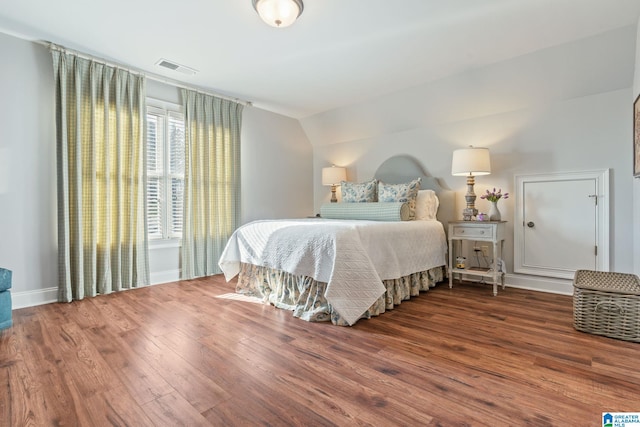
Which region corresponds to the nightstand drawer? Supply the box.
[451,225,493,238]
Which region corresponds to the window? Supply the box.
[147,104,185,240]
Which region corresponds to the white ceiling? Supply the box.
[1,0,639,119]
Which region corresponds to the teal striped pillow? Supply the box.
[320,202,410,221]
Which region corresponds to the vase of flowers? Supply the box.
[481,188,508,221]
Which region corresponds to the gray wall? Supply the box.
[0,32,313,307]
[634,17,640,277]
[304,25,637,292]
[0,33,57,305]
[241,107,314,223]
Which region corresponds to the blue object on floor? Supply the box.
[0,268,12,330]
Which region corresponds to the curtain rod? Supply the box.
[46,42,252,107]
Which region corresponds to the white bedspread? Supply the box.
[218,218,447,325]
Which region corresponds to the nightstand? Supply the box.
[448,221,506,296]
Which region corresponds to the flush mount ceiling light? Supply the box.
[252,0,304,28]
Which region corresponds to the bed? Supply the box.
[218,155,455,326]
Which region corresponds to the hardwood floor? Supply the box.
[1,276,639,426]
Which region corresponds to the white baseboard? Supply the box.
[504,273,573,295]
[457,273,572,295]
[12,287,58,309]
[150,269,181,285]
[10,269,182,310]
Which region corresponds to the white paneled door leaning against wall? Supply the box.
[514,170,609,280]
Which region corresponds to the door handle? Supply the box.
[527,221,535,228]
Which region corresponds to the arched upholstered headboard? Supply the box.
[374,155,455,231]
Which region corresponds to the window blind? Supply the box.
[146,106,184,240]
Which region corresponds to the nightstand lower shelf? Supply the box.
[450,268,505,295]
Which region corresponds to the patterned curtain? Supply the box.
[181,89,243,279]
[52,50,149,302]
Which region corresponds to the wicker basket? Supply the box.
[573,270,640,342]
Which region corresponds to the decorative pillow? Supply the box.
[320,202,410,221]
[415,189,440,221]
[341,179,377,203]
[377,178,421,219]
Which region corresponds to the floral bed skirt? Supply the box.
[236,263,445,326]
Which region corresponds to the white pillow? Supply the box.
[415,190,439,221]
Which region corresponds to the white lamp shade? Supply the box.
[451,147,491,176]
[322,166,346,186]
[253,0,303,28]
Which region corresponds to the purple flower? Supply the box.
[483,188,509,202]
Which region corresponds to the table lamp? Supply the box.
[322,166,346,203]
[451,146,491,220]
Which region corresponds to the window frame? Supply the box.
[146,98,185,245]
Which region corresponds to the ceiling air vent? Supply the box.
[155,58,198,75]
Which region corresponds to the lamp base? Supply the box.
[462,207,477,221]
[330,185,338,203]
[462,174,477,220]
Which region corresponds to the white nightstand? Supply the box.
[448,221,506,296]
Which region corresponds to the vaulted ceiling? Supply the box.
[1,0,639,118]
